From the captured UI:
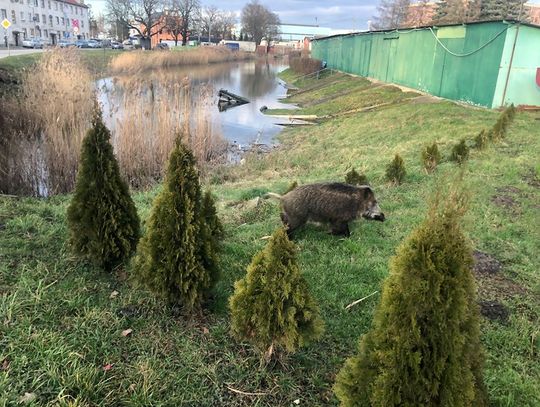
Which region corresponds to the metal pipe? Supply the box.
[500,22,520,108]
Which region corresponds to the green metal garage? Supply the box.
[312,20,540,108]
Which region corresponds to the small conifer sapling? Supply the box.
[134,141,216,311]
[345,168,369,185]
[421,142,441,173]
[67,108,140,270]
[334,186,487,407]
[229,227,324,361]
[450,139,470,164]
[385,154,406,185]
[474,130,489,150]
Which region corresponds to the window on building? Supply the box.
[49,15,52,27]
[30,28,34,36]
[56,16,59,25]
[54,2,57,11]
[61,17,64,25]
[42,14,46,24]
[48,1,51,9]
[44,29,48,38]
[21,11,25,22]
[41,0,45,9]
[0,10,7,20]
[35,14,39,23]
[81,20,84,28]
[11,10,16,23]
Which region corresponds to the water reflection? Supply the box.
[98,59,295,152]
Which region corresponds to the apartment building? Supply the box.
[0,0,89,46]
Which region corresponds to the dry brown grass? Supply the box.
[102,74,227,188]
[22,48,94,194]
[289,57,322,75]
[110,47,251,75]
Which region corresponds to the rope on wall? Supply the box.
[428,26,510,57]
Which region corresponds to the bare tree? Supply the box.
[197,5,219,42]
[216,11,237,41]
[162,9,183,46]
[373,0,411,29]
[106,0,162,45]
[169,0,200,46]
[241,0,281,46]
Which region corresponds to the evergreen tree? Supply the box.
[67,109,140,270]
[478,0,528,21]
[229,227,324,360]
[334,187,487,407]
[200,190,223,289]
[474,129,489,149]
[134,141,215,311]
[421,142,441,173]
[385,154,406,184]
[345,168,369,185]
[434,0,470,24]
[450,139,470,164]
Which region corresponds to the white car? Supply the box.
[22,38,43,49]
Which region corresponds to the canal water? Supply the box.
[97,59,295,154]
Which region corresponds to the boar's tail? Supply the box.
[263,192,282,200]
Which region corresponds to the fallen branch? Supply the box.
[226,386,269,397]
[345,291,379,310]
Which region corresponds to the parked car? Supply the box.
[122,39,134,50]
[87,39,101,48]
[22,38,43,49]
[76,40,89,48]
[58,40,76,48]
[111,41,123,49]
[155,43,169,51]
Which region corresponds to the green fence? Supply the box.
[312,21,512,108]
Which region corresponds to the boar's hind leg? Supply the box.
[330,221,350,237]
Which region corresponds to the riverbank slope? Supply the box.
[1,69,538,406]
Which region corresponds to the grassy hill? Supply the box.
[1,69,538,406]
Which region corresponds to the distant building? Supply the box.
[525,3,540,25]
[0,0,89,46]
[278,23,332,42]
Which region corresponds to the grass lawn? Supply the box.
[1,69,539,406]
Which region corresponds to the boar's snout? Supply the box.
[373,213,385,222]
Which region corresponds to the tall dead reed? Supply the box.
[22,48,94,194]
[101,74,226,188]
[110,47,251,75]
[289,56,322,75]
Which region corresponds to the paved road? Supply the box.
[0,48,44,59]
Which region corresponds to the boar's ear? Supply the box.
[362,186,373,199]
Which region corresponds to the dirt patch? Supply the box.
[473,250,502,275]
[523,169,540,188]
[479,300,510,323]
[491,194,519,210]
[496,186,522,195]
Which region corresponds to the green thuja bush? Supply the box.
[334,186,487,407]
[505,104,516,121]
[474,130,489,150]
[285,180,298,193]
[385,154,406,185]
[450,139,470,164]
[67,108,139,270]
[134,141,216,311]
[492,113,509,140]
[345,168,369,185]
[421,142,441,173]
[200,190,223,289]
[229,227,324,360]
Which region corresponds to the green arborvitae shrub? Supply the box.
[200,190,223,289]
[134,141,214,311]
[474,130,489,150]
[285,180,298,194]
[345,168,369,185]
[67,108,140,270]
[450,139,470,164]
[492,109,512,141]
[421,142,441,173]
[229,227,324,360]
[385,154,406,185]
[505,104,516,121]
[334,187,487,407]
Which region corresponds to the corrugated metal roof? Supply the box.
[312,19,540,41]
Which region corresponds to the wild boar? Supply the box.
[266,182,385,238]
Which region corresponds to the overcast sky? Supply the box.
[86,0,378,31]
[86,0,540,31]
